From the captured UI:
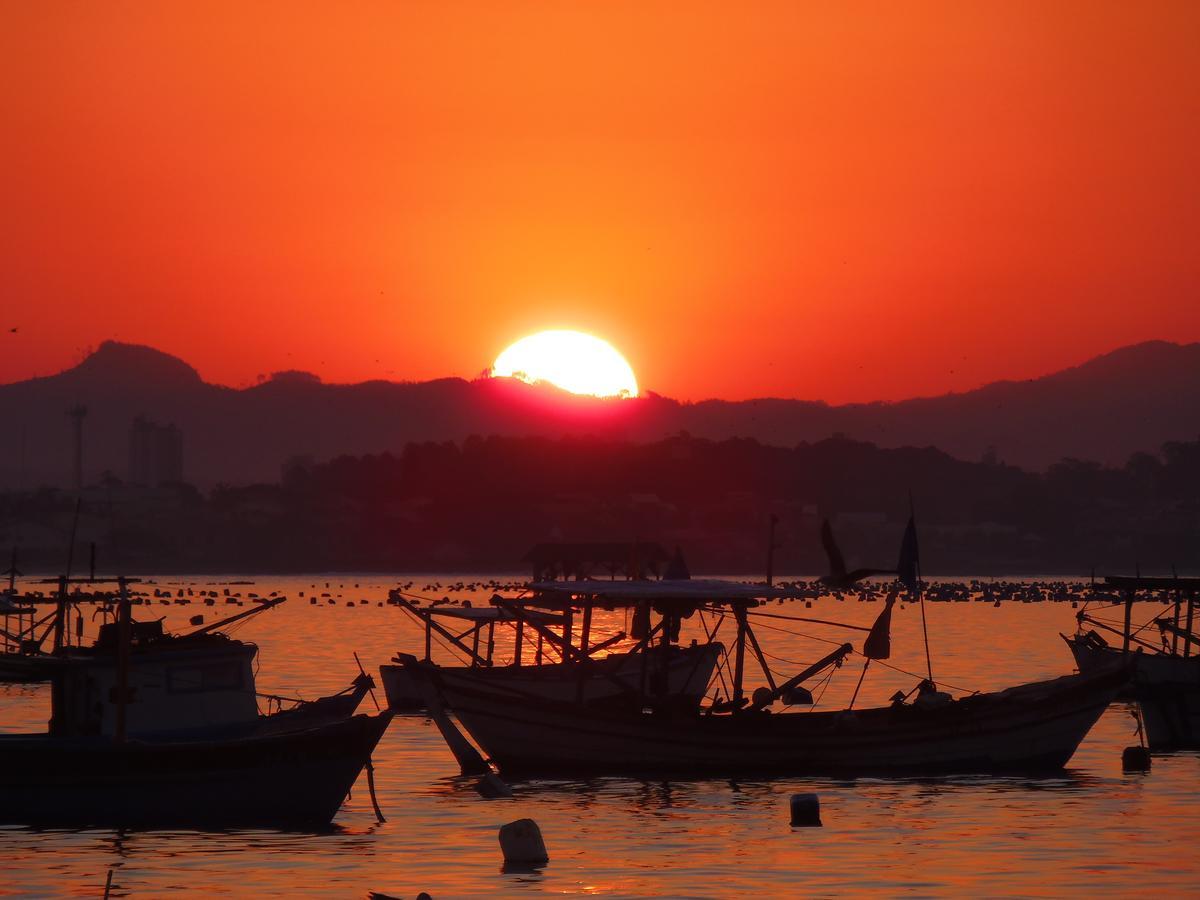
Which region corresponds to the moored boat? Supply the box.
[0,576,392,827]
[1065,575,1200,750]
[0,711,393,828]
[380,559,722,713]
[417,522,1127,778]
[423,658,1127,776]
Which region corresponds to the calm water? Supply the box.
[2,575,1198,898]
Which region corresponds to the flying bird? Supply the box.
[818,519,895,589]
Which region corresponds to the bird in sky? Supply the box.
[818,519,895,589]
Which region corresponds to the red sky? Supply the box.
[2,2,1198,403]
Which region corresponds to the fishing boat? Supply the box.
[0,577,392,827]
[1064,575,1200,750]
[380,595,719,712]
[415,521,1127,777]
[0,711,392,827]
[47,607,377,739]
[426,658,1127,776]
[3,575,376,732]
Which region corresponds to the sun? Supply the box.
[491,330,639,398]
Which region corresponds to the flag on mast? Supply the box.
[862,593,896,660]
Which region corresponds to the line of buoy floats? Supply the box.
[5,578,1188,611]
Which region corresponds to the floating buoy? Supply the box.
[789,793,822,827]
[1122,746,1151,771]
[499,818,548,865]
[475,772,513,798]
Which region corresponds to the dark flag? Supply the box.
[896,515,920,593]
[663,545,691,580]
[863,594,896,660]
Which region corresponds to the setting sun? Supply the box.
[491,330,639,398]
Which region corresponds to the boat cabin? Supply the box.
[50,630,260,739]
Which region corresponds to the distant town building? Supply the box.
[129,416,183,486]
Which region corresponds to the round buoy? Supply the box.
[475,772,513,799]
[1122,745,1151,771]
[499,818,548,865]
[790,793,822,827]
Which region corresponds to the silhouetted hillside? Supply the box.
[3,434,1196,574]
[0,340,1197,488]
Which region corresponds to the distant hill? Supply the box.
[0,339,1197,488]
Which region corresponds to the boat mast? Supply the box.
[4,546,17,593]
[52,574,67,653]
[732,603,748,705]
[1185,594,1195,660]
[113,575,133,743]
[765,514,779,587]
[1122,587,1135,655]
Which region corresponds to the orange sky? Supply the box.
[2,2,1197,402]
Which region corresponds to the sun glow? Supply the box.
[491,330,639,398]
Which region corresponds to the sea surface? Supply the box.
[2,575,1198,898]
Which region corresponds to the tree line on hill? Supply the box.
[1,434,1197,575]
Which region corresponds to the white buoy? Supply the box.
[790,793,822,827]
[499,818,549,865]
[475,772,513,799]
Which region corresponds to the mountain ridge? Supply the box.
[0,339,1197,487]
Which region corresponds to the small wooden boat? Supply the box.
[388,643,719,711]
[0,576,392,827]
[1065,575,1200,750]
[380,588,720,713]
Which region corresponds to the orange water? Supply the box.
[2,575,1197,898]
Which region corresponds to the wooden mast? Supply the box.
[765,514,779,587]
[1185,595,1195,660]
[1122,589,1134,655]
[52,575,67,653]
[732,603,748,705]
[113,576,132,743]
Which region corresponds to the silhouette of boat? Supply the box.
[0,711,392,827]
[429,663,1126,776]
[0,577,391,827]
[384,547,720,715]
[380,584,719,713]
[3,579,375,731]
[414,575,1127,776]
[1065,575,1200,750]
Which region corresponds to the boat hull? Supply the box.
[1067,637,1200,750]
[382,643,719,712]
[0,711,393,828]
[0,652,57,683]
[440,665,1127,777]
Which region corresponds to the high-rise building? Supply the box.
[129,416,183,486]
